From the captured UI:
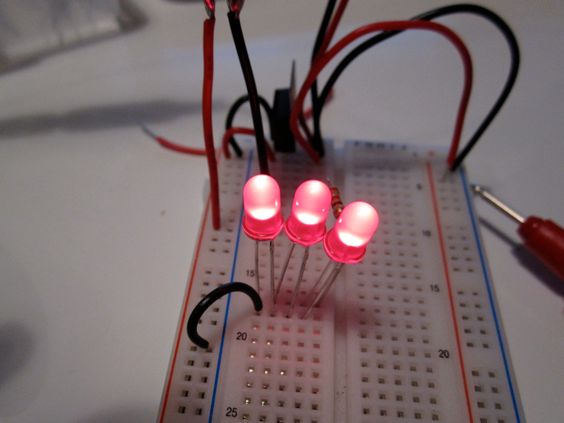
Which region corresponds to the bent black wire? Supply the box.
[227,11,270,175]
[225,94,274,157]
[314,3,520,171]
[308,0,338,156]
[187,282,263,349]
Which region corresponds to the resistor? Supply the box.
[330,185,344,218]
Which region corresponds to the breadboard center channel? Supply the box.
[159,140,523,423]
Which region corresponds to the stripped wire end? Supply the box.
[203,0,215,18]
[139,124,206,156]
[139,123,159,141]
[226,0,245,15]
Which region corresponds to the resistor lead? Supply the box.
[274,180,331,317]
[303,201,379,319]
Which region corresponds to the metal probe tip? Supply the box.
[471,184,525,224]
[471,184,489,196]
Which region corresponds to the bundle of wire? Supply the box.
[308,0,349,155]
[154,1,519,231]
[304,2,520,172]
[200,1,273,230]
[291,19,474,167]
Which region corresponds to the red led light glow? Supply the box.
[323,201,379,264]
[285,180,332,246]
[243,174,283,240]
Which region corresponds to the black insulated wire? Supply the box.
[187,282,263,349]
[225,94,274,157]
[227,11,270,174]
[308,0,338,157]
[313,3,520,171]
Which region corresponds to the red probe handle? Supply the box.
[518,216,564,280]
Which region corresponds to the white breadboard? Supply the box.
[158,140,524,423]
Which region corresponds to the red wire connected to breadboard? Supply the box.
[202,16,221,230]
[291,20,473,167]
[152,5,473,233]
[222,127,276,161]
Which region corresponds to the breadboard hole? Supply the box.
[159,141,522,423]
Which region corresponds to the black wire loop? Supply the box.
[225,94,273,157]
[187,282,263,349]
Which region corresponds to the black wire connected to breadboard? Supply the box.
[187,282,262,349]
[227,9,270,175]
[156,2,522,232]
[163,4,534,421]
[311,3,520,171]
[307,0,338,157]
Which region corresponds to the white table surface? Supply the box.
[0,1,562,422]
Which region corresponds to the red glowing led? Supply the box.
[285,180,332,246]
[243,174,283,240]
[323,201,379,264]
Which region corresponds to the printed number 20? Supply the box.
[438,349,450,359]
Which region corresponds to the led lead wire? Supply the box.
[274,180,331,316]
[302,201,379,319]
[303,262,343,319]
[275,243,295,301]
[242,175,283,301]
[287,246,309,317]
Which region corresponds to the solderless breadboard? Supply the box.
[158,140,524,423]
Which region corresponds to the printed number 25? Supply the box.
[225,407,238,417]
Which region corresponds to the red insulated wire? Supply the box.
[203,1,215,18]
[154,137,206,156]
[302,90,334,120]
[291,20,473,166]
[302,90,335,120]
[316,0,349,58]
[140,124,207,156]
[298,114,313,142]
[202,17,221,229]
[143,125,275,161]
[222,127,254,159]
[222,126,276,161]
[302,107,315,121]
